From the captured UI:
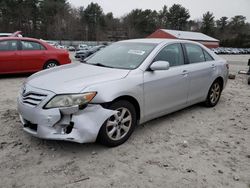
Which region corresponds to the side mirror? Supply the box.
[150,61,170,71]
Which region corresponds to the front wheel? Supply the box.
[98,100,137,147]
[205,80,222,107]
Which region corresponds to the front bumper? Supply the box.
[17,95,115,144]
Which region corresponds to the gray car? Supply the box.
[18,39,229,147]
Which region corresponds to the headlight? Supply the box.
[44,92,97,109]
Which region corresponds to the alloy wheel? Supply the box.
[106,107,132,141]
[210,82,221,104]
[46,62,57,69]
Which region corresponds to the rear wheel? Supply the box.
[98,100,137,147]
[43,61,58,69]
[205,80,222,107]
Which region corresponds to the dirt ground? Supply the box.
[0,54,250,188]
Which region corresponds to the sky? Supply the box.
[68,0,250,21]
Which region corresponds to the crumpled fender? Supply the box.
[71,104,116,143]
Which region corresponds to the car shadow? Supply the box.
[33,103,208,155]
[28,137,108,156]
[0,73,32,79]
[137,104,204,130]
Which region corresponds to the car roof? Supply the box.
[119,38,199,45]
[0,37,56,50]
[0,37,39,41]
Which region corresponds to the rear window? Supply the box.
[203,49,214,61]
[21,40,46,50]
[0,40,18,51]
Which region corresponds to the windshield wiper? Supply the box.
[82,61,115,68]
[91,63,114,68]
[80,59,87,63]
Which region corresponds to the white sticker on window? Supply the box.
[129,64,137,68]
[128,50,145,55]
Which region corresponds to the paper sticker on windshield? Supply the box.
[128,50,145,55]
[129,64,137,68]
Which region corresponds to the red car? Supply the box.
[0,37,71,74]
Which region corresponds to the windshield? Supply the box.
[85,42,157,70]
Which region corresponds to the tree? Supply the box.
[201,11,215,36]
[229,15,246,34]
[123,9,158,38]
[0,0,16,32]
[216,16,228,31]
[158,5,168,28]
[214,16,228,40]
[83,2,105,41]
[0,0,250,46]
[103,12,124,41]
[167,4,190,30]
[187,19,202,31]
[0,0,41,36]
[39,0,70,39]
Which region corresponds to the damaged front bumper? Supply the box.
[17,97,115,144]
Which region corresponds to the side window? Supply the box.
[0,40,18,51]
[185,43,205,63]
[203,49,214,61]
[154,43,184,67]
[21,41,46,51]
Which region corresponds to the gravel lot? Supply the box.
[0,54,250,188]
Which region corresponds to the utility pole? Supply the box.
[85,25,88,41]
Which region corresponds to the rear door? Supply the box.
[0,40,20,73]
[183,43,215,104]
[19,40,47,72]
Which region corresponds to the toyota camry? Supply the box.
[17,39,228,147]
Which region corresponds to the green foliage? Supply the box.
[216,16,228,31]
[167,4,190,30]
[82,2,105,40]
[158,5,168,28]
[201,11,215,36]
[214,15,250,47]
[123,9,158,38]
[229,15,246,34]
[0,1,249,47]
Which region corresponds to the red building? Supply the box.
[147,29,219,48]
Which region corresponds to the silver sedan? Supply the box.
[18,39,229,147]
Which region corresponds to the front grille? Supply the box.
[22,92,47,107]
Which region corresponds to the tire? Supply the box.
[248,77,250,85]
[98,100,137,147]
[43,61,58,69]
[205,80,222,107]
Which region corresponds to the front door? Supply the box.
[143,43,189,121]
[0,40,20,74]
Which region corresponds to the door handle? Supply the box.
[211,64,216,68]
[182,70,188,75]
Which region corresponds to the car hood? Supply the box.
[27,63,130,94]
